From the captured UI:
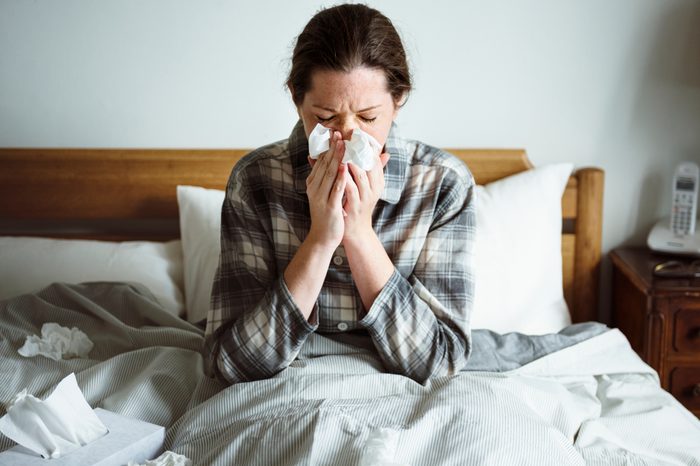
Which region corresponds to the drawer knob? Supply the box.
[694,384,700,398]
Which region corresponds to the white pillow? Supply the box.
[0,237,185,316]
[176,163,573,334]
[177,185,225,324]
[471,163,574,335]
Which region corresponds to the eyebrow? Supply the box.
[311,104,381,113]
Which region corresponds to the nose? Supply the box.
[333,119,356,141]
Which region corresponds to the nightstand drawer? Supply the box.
[669,367,700,412]
[673,308,700,354]
[611,248,700,412]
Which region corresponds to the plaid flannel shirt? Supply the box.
[205,119,476,384]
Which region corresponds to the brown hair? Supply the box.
[286,4,411,108]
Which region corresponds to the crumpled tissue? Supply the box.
[308,123,382,171]
[128,451,192,466]
[0,373,108,459]
[18,322,94,361]
[358,427,412,466]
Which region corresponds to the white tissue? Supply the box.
[307,123,382,171]
[308,123,331,158]
[358,427,412,466]
[343,128,383,171]
[18,322,94,361]
[128,451,192,466]
[0,373,108,459]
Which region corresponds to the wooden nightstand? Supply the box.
[610,246,700,417]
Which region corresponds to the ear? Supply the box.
[392,92,406,119]
[288,84,302,116]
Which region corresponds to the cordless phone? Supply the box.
[670,162,699,236]
[647,161,700,256]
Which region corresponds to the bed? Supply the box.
[1,147,699,465]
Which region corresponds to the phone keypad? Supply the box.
[672,192,695,235]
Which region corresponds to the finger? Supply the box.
[329,163,347,208]
[319,139,343,199]
[380,152,390,168]
[306,134,337,191]
[348,162,370,201]
[335,135,346,165]
[367,152,388,193]
[306,153,325,188]
[344,166,360,207]
[306,156,317,186]
[335,133,345,163]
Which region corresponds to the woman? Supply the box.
[205,4,475,384]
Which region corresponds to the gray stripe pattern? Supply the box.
[2,283,699,465]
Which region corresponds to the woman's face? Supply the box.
[295,67,401,151]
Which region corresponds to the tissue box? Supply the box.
[0,408,164,466]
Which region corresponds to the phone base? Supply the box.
[647,217,700,256]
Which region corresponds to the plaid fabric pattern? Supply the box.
[206,119,476,384]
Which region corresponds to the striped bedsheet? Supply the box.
[1,282,699,465]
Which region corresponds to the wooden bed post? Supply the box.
[572,167,605,322]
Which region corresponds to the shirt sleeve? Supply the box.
[206,167,318,384]
[359,173,475,383]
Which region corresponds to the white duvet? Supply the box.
[166,329,700,466]
[2,283,699,466]
[514,329,700,465]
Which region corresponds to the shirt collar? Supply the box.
[289,119,408,204]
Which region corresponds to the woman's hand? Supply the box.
[341,151,395,313]
[341,151,390,244]
[305,130,347,250]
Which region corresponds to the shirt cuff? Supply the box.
[278,274,319,333]
[358,268,406,331]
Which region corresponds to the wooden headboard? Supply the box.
[0,148,604,323]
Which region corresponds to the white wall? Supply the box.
[2,0,700,320]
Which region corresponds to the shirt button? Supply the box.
[337,322,349,331]
[332,256,343,266]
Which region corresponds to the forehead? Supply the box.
[305,67,391,107]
